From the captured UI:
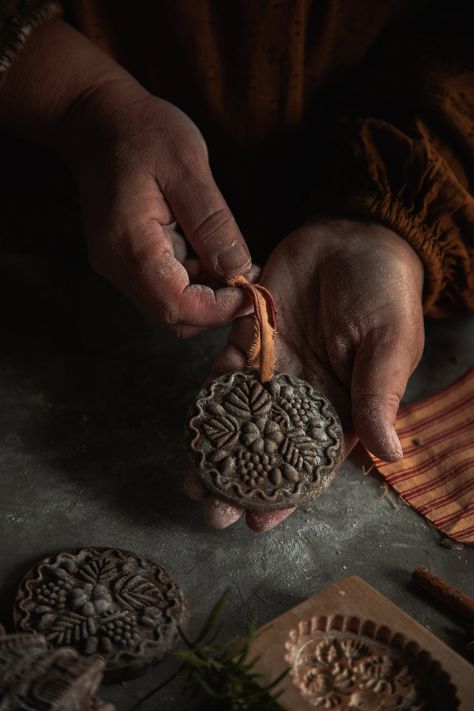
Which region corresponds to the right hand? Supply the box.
[57,80,253,337]
[185,218,425,531]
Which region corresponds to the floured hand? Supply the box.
[184,218,425,531]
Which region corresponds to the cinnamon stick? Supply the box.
[412,566,474,626]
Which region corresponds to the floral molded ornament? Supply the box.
[187,370,343,511]
[13,547,188,682]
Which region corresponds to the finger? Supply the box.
[183,470,209,501]
[245,508,295,532]
[351,321,424,462]
[203,496,244,529]
[184,260,261,287]
[88,170,251,331]
[243,264,262,284]
[183,469,244,529]
[184,258,212,284]
[184,469,244,528]
[113,232,251,331]
[164,225,186,263]
[165,160,252,280]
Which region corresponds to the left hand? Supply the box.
[184,218,425,531]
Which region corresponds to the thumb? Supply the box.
[165,160,252,280]
[351,324,423,462]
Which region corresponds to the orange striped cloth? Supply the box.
[370,367,474,544]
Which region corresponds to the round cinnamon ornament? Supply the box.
[13,547,188,682]
[187,370,343,511]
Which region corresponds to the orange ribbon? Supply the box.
[227,275,276,383]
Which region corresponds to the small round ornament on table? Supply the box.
[13,547,188,682]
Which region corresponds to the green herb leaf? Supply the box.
[133,589,288,710]
[193,588,231,644]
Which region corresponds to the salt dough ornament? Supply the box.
[187,369,343,511]
[0,631,113,710]
[13,547,188,682]
[285,615,459,710]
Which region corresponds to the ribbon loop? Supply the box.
[227,275,276,383]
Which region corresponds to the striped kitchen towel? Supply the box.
[370,366,474,544]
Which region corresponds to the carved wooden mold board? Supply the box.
[249,577,474,710]
[187,370,343,511]
[13,547,188,682]
[285,615,457,709]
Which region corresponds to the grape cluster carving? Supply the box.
[15,549,185,678]
[199,376,335,497]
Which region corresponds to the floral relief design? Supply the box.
[293,637,425,710]
[188,371,343,509]
[286,617,459,711]
[14,548,187,681]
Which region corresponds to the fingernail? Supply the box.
[215,241,251,277]
[388,430,403,461]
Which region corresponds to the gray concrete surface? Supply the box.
[0,254,473,710]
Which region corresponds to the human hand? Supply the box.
[57,80,252,337]
[184,218,425,530]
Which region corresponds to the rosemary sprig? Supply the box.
[133,589,288,710]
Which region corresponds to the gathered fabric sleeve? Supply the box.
[313,1,474,316]
[0,0,61,86]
